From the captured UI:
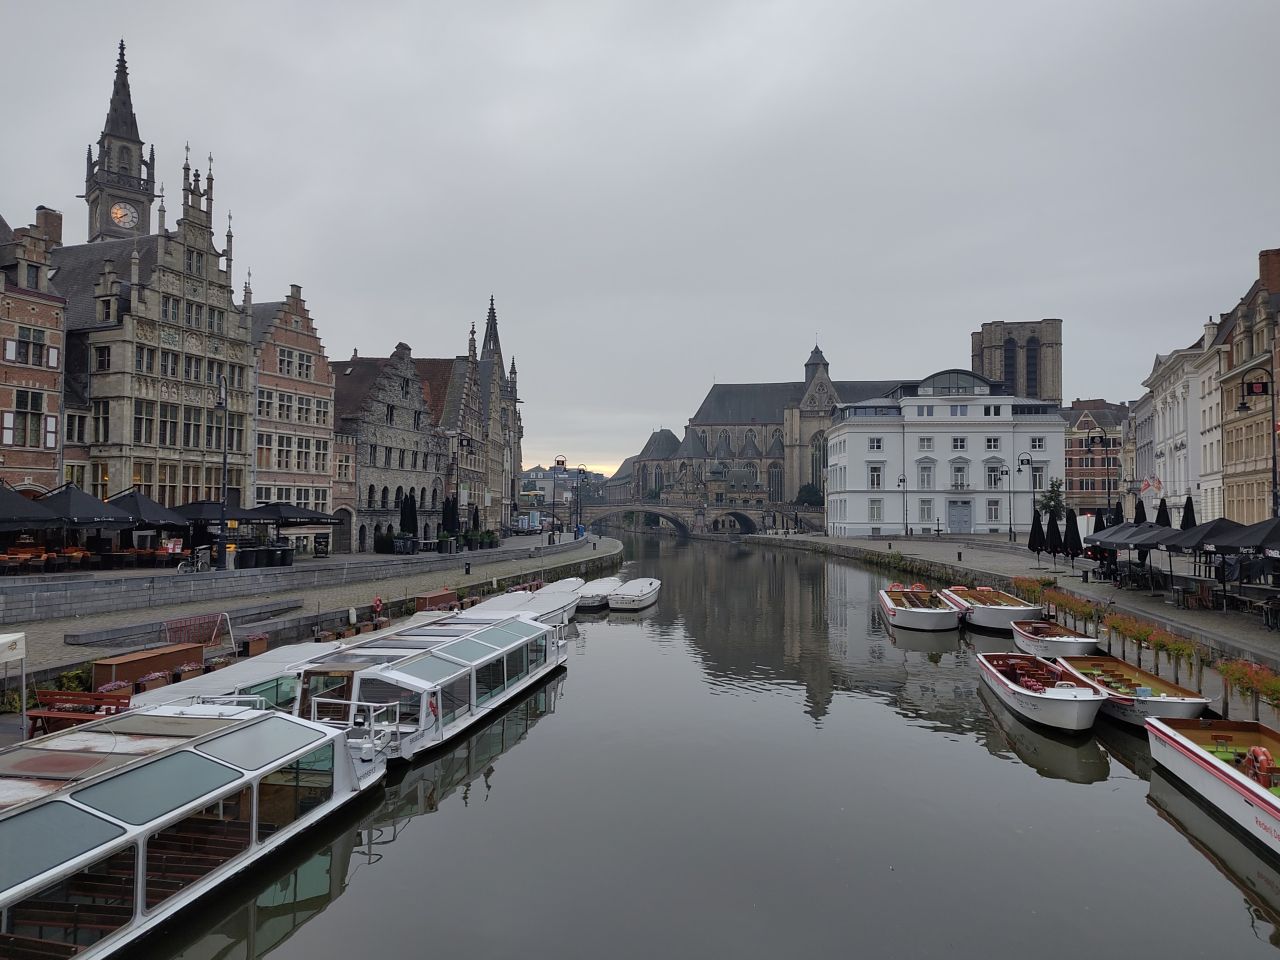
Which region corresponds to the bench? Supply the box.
[26,691,132,738]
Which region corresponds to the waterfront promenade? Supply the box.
[750,532,1280,668]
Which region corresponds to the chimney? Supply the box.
[289,283,302,300]
[1260,248,1280,294]
[34,206,62,247]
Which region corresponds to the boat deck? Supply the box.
[950,588,1029,607]
[884,590,949,610]
[1161,719,1280,795]
[1062,658,1198,699]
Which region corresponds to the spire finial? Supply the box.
[207,152,214,174]
[184,142,190,167]
[227,210,233,233]
[103,38,140,141]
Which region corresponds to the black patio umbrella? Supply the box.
[1110,501,1125,526]
[106,489,189,529]
[1063,508,1083,569]
[1027,509,1046,568]
[1204,517,1280,556]
[1160,517,1243,555]
[37,485,133,530]
[1085,521,1137,548]
[1134,499,1148,524]
[174,501,269,523]
[0,485,59,532]
[1154,498,1171,528]
[251,503,343,526]
[1180,496,1197,531]
[1046,513,1063,571]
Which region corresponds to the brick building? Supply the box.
[332,431,357,551]
[0,207,66,493]
[1059,399,1128,518]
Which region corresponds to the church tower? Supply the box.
[84,41,156,242]
[480,294,505,372]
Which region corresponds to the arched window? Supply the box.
[367,485,376,509]
[745,428,757,446]
[358,525,367,551]
[694,463,703,482]
[419,487,427,510]
[718,429,731,453]
[373,523,382,537]
[380,486,390,509]
[431,485,439,509]
[394,486,404,507]
[768,462,783,502]
[653,466,664,492]
[810,431,827,491]
[698,430,708,449]
[1003,337,1017,391]
[639,464,649,495]
[1025,337,1040,399]
[117,146,131,173]
[744,462,759,486]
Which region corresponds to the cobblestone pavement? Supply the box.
[10,536,622,676]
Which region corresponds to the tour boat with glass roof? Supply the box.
[146,610,569,764]
[0,703,384,960]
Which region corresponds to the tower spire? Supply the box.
[103,40,140,141]
[480,293,504,368]
[468,321,477,361]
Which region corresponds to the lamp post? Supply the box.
[1237,373,1280,518]
[552,455,566,540]
[1000,464,1012,541]
[1015,451,1032,540]
[577,464,587,534]
[215,374,229,569]
[896,473,907,535]
[1085,427,1114,519]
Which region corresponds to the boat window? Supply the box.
[74,752,241,825]
[238,675,300,711]
[506,646,528,685]
[396,654,467,685]
[475,659,506,705]
[2,847,136,952]
[145,785,252,910]
[440,675,471,725]
[92,714,240,738]
[257,744,335,843]
[477,624,526,646]
[435,637,503,665]
[529,634,547,669]
[0,801,126,891]
[356,679,421,727]
[197,717,325,771]
[499,620,543,640]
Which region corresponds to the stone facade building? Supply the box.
[249,284,335,549]
[331,431,357,551]
[971,319,1063,405]
[334,342,448,551]
[1059,400,1128,518]
[0,207,66,494]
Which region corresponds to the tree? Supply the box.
[794,483,824,507]
[1036,477,1066,521]
[471,504,480,532]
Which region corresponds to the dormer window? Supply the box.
[25,265,38,290]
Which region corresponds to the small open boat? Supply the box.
[1059,656,1210,725]
[609,578,662,611]
[576,577,623,610]
[877,582,961,632]
[1011,620,1098,657]
[940,586,1042,632]
[1146,717,1280,860]
[976,652,1107,731]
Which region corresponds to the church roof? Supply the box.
[104,42,141,142]
[738,432,762,458]
[414,359,457,427]
[334,357,391,424]
[480,295,503,367]
[50,235,161,330]
[671,429,709,460]
[806,345,827,367]
[764,433,785,458]
[606,455,636,484]
[636,429,680,461]
[690,380,901,424]
[249,301,285,346]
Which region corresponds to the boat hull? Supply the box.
[1057,659,1209,726]
[941,589,1042,632]
[609,579,661,610]
[1011,620,1098,658]
[877,590,961,631]
[977,655,1105,732]
[1147,719,1280,860]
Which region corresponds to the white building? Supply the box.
[1141,336,1203,523]
[1193,319,1229,521]
[825,370,1066,537]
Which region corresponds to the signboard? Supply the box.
[0,633,25,665]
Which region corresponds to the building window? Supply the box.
[918,499,933,522]
[206,360,224,386]
[99,299,113,324]
[385,404,395,426]
[184,355,202,382]
[95,346,111,371]
[229,364,246,390]
[868,437,883,451]
[313,488,329,512]
[3,390,47,447]
[869,499,883,522]
[25,264,38,289]
[298,353,313,380]
[161,295,177,322]
[64,463,86,488]
[227,413,244,453]
[158,403,179,447]
[4,326,55,368]
[401,378,411,399]
[132,400,155,445]
[184,249,205,275]
[277,393,294,422]
[160,350,179,377]
[368,444,377,464]
[182,407,202,448]
[315,439,330,474]
[413,410,423,430]
[91,462,109,499]
[985,437,1000,450]
[92,400,110,444]
[918,436,933,451]
[951,465,967,489]
[916,405,934,417]
[383,446,392,468]
[949,404,968,416]
[184,302,203,328]
[257,389,274,418]
[133,345,153,373]
[1026,336,1040,398]
[276,435,293,470]
[1031,436,1045,451]
[987,499,1001,522]
[132,461,155,499]
[983,405,1001,417]
[986,465,1002,489]
[204,413,222,452]
[297,437,313,472]
[868,464,883,489]
[768,462,783,502]
[256,433,274,469]
[338,453,353,481]
[952,437,967,451]
[256,485,272,506]
[278,348,296,377]
[918,463,934,490]
[315,399,331,426]
[158,463,178,506]
[65,413,87,444]
[1031,465,1046,491]
[181,464,201,503]
[296,396,313,424]
[207,308,225,335]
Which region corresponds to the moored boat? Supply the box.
[576,576,623,610]
[608,577,662,611]
[1146,717,1280,860]
[976,652,1107,732]
[877,582,961,632]
[940,586,1042,632]
[1058,655,1210,726]
[1011,619,1098,657]
[535,577,585,594]
[470,589,580,625]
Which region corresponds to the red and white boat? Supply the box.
[1011,620,1098,658]
[1146,717,1280,860]
[976,652,1107,732]
[1057,655,1210,726]
[877,582,961,632]
[940,586,1042,632]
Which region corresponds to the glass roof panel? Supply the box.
[434,636,502,664]
[197,716,325,771]
[0,801,125,891]
[498,620,543,640]
[74,752,240,824]
[396,655,469,684]
[94,714,241,738]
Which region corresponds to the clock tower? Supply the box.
[84,41,155,242]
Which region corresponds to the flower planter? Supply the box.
[373,617,390,629]
[358,622,374,633]
[173,669,203,683]
[135,676,169,694]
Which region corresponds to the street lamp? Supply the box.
[1237,373,1279,518]
[577,464,587,534]
[552,455,566,540]
[896,473,907,535]
[1000,464,1012,541]
[1085,427,1114,518]
[215,375,230,570]
[1015,451,1032,540]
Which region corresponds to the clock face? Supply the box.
[110,202,139,228]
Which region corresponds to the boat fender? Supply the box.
[910,583,926,592]
[373,595,384,617]
[889,583,905,591]
[1246,746,1274,784]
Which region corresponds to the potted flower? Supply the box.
[135,670,169,693]
[96,680,131,694]
[174,661,204,683]
[205,655,233,673]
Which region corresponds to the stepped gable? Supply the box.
[671,428,709,460]
[636,429,680,461]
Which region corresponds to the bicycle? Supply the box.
[176,547,212,574]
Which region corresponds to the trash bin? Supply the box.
[239,548,258,569]
[270,547,285,567]
[1081,569,1089,583]
[281,547,295,566]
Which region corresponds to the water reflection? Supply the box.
[139,673,566,960]
[1095,720,1155,781]
[976,684,1111,784]
[1149,768,1280,950]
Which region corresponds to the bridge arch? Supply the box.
[709,510,758,535]
[583,505,692,537]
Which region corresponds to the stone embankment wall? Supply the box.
[743,535,1008,590]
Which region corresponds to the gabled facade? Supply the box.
[1060,400,1128,518]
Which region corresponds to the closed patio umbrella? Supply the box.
[106,489,189,529]
[1046,513,1063,571]
[1063,508,1083,569]
[1180,496,1197,531]
[1027,510,1046,568]
[37,485,132,530]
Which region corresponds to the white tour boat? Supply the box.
[877,582,961,632]
[576,577,624,611]
[0,703,384,960]
[976,652,1107,732]
[469,589,580,625]
[1146,717,1280,860]
[1057,655,1210,726]
[940,586,1042,632]
[1010,620,1099,658]
[608,577,662,611]
[149,610,569,764]
[535,577,585,594]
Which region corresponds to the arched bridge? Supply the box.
[580,501,824,537]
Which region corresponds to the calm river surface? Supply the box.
[136,535,1280,959]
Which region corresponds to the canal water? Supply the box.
[138,535,1280,959]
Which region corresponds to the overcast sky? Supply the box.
[6,1,1280,474]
